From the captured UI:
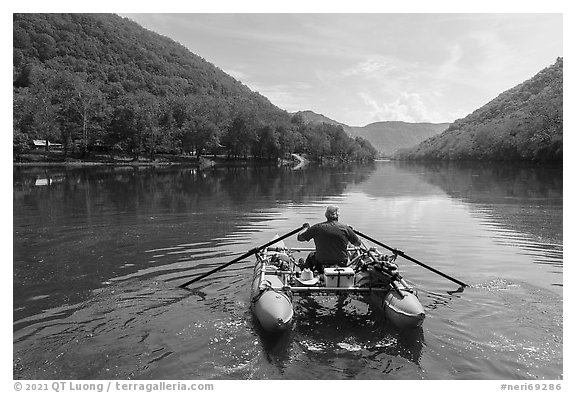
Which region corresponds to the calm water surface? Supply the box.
[13,161,563,380]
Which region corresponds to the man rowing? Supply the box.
[297,205,361,273]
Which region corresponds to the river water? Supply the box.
[12,161,563,381]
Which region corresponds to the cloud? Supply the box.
[341,59,392,77]
[245,81,313,113]
[359,91,445,123]
[437,44,464,79]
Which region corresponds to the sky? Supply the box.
[119,12,562,126]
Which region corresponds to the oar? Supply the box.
[353,229,468,288]
[178,224,306,288]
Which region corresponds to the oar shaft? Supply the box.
[179,225,305,288]
[353,230,468,287]
[178,250,252,288]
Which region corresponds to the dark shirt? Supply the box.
[298,220,359,263]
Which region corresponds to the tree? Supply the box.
[72,76,107,156]
[13,129,30,160]
[221,115,257,159]
[108,92,160,160]
[50,71,108,156]
[35,32,57,61]
[253,125,280,159]
[194,119,220,158]
[24,66,61,153]
[134,93,161,160]
[277,125,300,157]
[306,128,330,159]
[180,117,221,158]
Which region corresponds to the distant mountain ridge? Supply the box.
[349,121,449,156]
[294,110,449,156]
[396,58,563,161]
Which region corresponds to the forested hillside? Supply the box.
[396,58,563,161]
[13,13,377,162]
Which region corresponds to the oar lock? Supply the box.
[269,254,290,270]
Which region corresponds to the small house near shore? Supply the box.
[32,140,63,151]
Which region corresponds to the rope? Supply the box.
[251,280,273,304]
[251,280,292,304]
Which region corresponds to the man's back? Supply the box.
[299,220,358,263]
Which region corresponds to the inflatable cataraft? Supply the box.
[250,238,426,332]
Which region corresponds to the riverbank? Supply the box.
[14,152,199,166]
[13,152,307,168]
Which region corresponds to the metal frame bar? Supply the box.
[286,286,389,294]
[267,247,359,252]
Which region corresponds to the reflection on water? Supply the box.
[13,164,375,328]
[348,161,562,292]
[407,161,563,243]
[13,161,562,379]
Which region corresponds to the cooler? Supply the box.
[323,267,355,288]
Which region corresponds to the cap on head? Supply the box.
[325,205,339,220]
